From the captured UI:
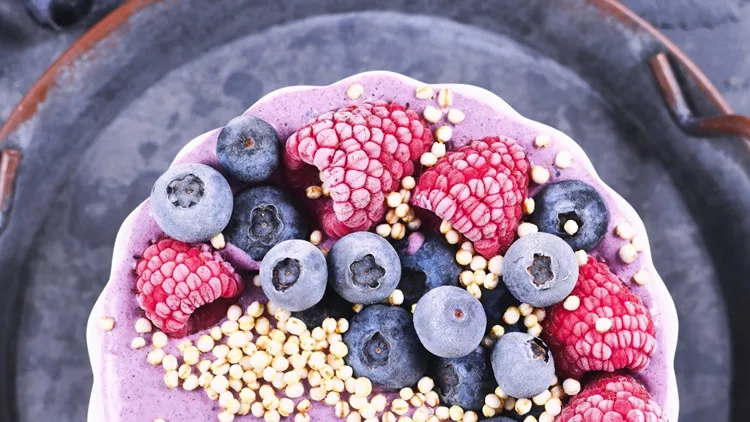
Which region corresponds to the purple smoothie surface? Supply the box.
[87,72,679,422]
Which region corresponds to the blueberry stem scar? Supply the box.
[527,254,553,286]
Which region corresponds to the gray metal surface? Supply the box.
[0,1,748,422]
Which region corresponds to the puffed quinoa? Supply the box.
[347,412,363,422]
[347,83,364,99]
[410,393,425,407]
[151,331,168,348]
[482,405,496,418]
[517,222,539,237]
[147,348,165,365]
[131,337,146,349]
[391,398,409,415]
[633,269,650,285]
[435,406,450,420]
[360,404,377,419]
[504,397,516,411]
[534,133,552,148]
[99,316,115,331]
[522,197,535,215]
[459,271,474,287]
[533,389,552,406]
[424,106,443,123]
[251,402,265,417]
[264,409,281,422]
[382,412,397,422]
[210,326,223,341]
[466,283,482,299]
[595,317,613,333]
[336,401,351,417]
[399,387,415,400]
[563,295,580,311]
[563,378,581,395]
[462,411,478,422]
[425,391,440,407]
[619,243,638,264]
[531,166,550,184]
[503,306,521,324]
[545,397,563,416]
[435,126,453,143]
[575,250,588,266]
[438,88,453,108]
[218,411,234,422]
[354,377,372,397]
[449,406,464,421]
[412,407,430,422]
[371,394,388,412]
[538,412,555,422]
[447,108,465,124]
[163,370,179,389]
[555,150,573,168]
[527,323,543,337]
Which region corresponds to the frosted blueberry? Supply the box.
[216,115,280,183]
[328,232,401,304]
[150,163,233,243]
[260,240,327,312]
[491,332,555,399]
[413,286,486,358]
[224,186,306,260]
[343,305,428,389]
[502,232,578,307]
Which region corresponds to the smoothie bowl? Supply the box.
[87,71,679,422]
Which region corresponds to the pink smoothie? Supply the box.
[87,71,679,421]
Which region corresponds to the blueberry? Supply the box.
[502,232,578,307]
[150,163,233,243]
[291,289,354,329]
[328,232,401,304]
[491,332,555,398]
[259,240,327,312]
[530,180,608,251]
[395,233,461,307]
[224,186,306,260]
[25,0,93,29]
[413,286,486,358]
[343,304,428,389]
[216,115,280,183]
[430,347,496,410]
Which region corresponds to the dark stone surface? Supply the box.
[0,1,748,422]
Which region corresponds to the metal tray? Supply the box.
[2,0,749,421]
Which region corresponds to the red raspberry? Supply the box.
[558,373,666,422]
[412,136,529,258]
[135,238,243,337]
[543,257,657,378]
[284,102,433,237]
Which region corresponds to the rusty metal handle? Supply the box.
[0,149,22,233]
[651,52,750,140]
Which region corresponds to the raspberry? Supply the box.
[412,136,529,258]
[284,102,433,237]
[543,257,657,378]
[135,238,243,337]
[558,373,666,422]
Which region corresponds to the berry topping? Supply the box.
[395,233,461,307]
[558,373,666,422]
[224,185,306,261]
[412,136,529,259]
[543,257,657,378]
[150,163,233,243]
[259,240,327,312]
[135,238,243,337]
[430,347,496,410]
[343,304,429,389]
[502,232,579,307]
[216,114,280,183]
[284,101,433,237]
[491,332,556,399]
[328,232,401,304]
[530,180,608,251]
[413,286,487,358]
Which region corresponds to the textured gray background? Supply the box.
[0,1,748,421]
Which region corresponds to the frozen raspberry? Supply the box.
[543,257,656,378]
[135,238,243,337]
[412,136,529,258]
[558,373,667,422]
[284,102,433,237]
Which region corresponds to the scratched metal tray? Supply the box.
[1,1,750,421]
